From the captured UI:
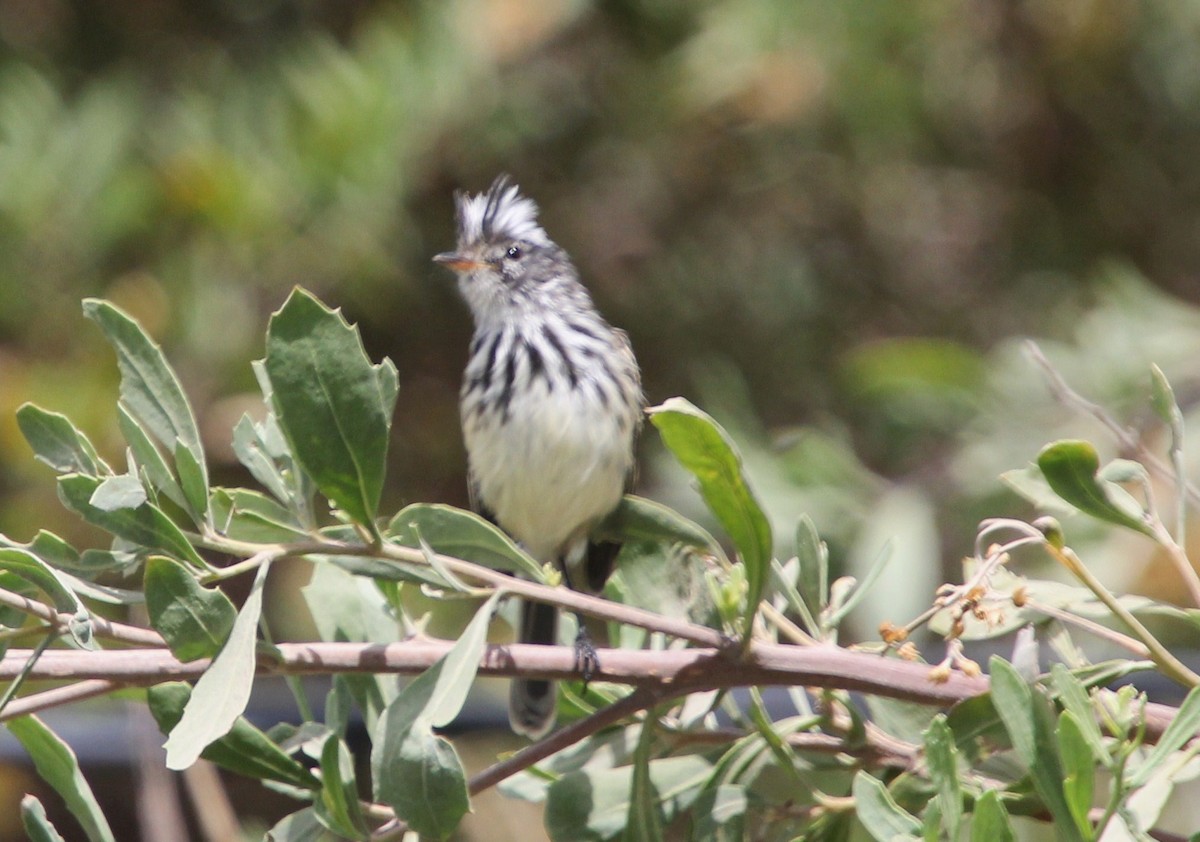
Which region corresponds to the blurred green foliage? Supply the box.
[4,0,1200,614]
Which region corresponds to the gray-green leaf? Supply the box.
[82,298,208,514]
[851,771,921,841]
[16,404,106,476]
[8,715,116,842]
[367,592,496,842]
[264,288,396,530]
[387,503,541,579]
[147,682,320,790]
[923,715,962,839]
[58,473,206,568]
[164,561,270,769]
[648,398,772,620]
[144,556,236,661]
[314,734,369,840]
[969,790,1015,841]
[545,756,712,841]
[21,795,67,842]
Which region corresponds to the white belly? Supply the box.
[465,384,633,562]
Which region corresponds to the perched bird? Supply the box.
[434,176,642,738]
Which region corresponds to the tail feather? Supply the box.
[509,599,558,738]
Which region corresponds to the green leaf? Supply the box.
[370,663,469,839]
[546,756,712,841]
[144,556,236,661]
[303,564,400,736]
[264,288,396,529]
[266,807,345,841]
[794,514,827,626]
[8,715,115,842]
[1150,364,1182,427]
[924,715,962,840]
[648,398,772,617]
[428,591,498,727]
[968,790,1015,842]
[58,473,206,568]
[0,548,92,648]
[1049,664,1108,766]
[21,795,67,842]
[851,771,921,841]
[688,784,747,842]
[386,503,541,579]
[369,596,496,838]
[147,682,320,790]
[232,413,291,505]
[1056,710,1095,838]
[210,488,310,543]
[1130,684,1200,788]
[89,474,147,511]
[82,298,208,510]
[164,561,270,770]
[16,404,106,476]
[174,439,210,524]
[0,530,137,579]
[626,720,664,842]
[596,495,725,558]
[1036,441,1153,536]
[988,657,1083,841]
[314,734,369,840]
[116,403,188,513]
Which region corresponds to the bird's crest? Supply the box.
[455,175,550,247]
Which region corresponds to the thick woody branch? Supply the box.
[0,639,1179,741]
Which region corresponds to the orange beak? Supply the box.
[433,252,486,272]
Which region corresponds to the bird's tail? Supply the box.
[509,599,558,739]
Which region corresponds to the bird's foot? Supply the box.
[573,625,600,693]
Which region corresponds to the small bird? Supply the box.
[434,175,642,738]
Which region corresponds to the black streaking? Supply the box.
[542,323,579,388]
[497,342,519,418]
[524,337,548,388]
[476,330,504,393]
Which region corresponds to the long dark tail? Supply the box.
[509,599,558,739]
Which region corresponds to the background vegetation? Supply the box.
[4,0,1200,838]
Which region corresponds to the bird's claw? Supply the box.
[574,627,600,693]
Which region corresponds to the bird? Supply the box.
[433,175,642,738]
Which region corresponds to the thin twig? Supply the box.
[201,537,727,649]
[1047,544,1200,687]
[472,687,657,794]
[1027,342,1198,502]
[1023,598,1151,657]
[0,679,122,721]
[0,586,165,647]
[370,689,657,840]
[1029,342,1200,606]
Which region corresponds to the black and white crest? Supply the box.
[454,175,551,247]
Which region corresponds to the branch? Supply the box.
[202,538,729,649]
[0,586,165,647]
[0,640,985,701]
[0,638,1180,742]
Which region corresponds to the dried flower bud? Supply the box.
[929,664,952,684]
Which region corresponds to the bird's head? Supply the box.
[434,176,579,324]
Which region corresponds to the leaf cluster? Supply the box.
[2,291,1199,841]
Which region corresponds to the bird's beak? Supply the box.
[433,252,485,272]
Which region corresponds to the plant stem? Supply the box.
[1047,544,1200,687]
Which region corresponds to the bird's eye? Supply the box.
[506,245,523,260]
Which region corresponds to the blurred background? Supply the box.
[5,0,1200,837]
